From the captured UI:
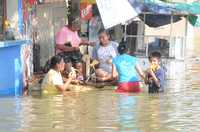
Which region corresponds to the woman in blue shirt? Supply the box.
[112,42,145,93]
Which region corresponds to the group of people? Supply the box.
[113,43,165,93]
[41,18,165,95]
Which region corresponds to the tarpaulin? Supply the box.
[143,0,200,27]
[129,0,200,27]
[188,15,200,27]
[175,2,200,27]
[140,14,181,27]
[175,2,200,14]
[96,0,138,29]
[96,0,200,28]
[128,0,182,27]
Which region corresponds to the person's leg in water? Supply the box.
[95,68,112,82]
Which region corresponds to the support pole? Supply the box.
[144,13,148,57]
[124,23,127,41]
[169,14,173,58]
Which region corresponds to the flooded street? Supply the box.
[1,40,200,132]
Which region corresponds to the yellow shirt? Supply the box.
[41,69,64,95]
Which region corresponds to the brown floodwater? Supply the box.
[1,39,200,132]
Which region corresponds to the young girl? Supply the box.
[112,42,145,93]
[41,55,76,95]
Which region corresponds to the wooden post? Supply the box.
[184,15,188,59]
[169,14,174,58]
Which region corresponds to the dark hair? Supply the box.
[98,29,110,36]
[149,51,162,61]
[50,55,63,69]
[118,41,128,54]
[68,17,81,29]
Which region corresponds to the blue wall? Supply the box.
[0,40,29,96]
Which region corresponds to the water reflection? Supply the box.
[117,94,139,132]
[0,97,25,132]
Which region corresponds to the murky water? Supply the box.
[1,40,200,132]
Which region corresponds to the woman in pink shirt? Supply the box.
[55,18,90,81]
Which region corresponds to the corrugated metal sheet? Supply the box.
[35,2,67,67]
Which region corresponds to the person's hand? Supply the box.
[90,59,99,67]
[147,68,154,75]
[81,39,89,45]
[68,71,76,80]
[89,42,96,46]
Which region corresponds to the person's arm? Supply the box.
[148,69,160,87]
[74,32,93,46]
[144,71,149,84]
[111,42,119,57]
[135,63,145,80]
[55,72,76,93]
[80,39,96,46]
[56,44,79,52]
[106,43,118,64]
[112,64,118,80]
[55,78,72,93]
